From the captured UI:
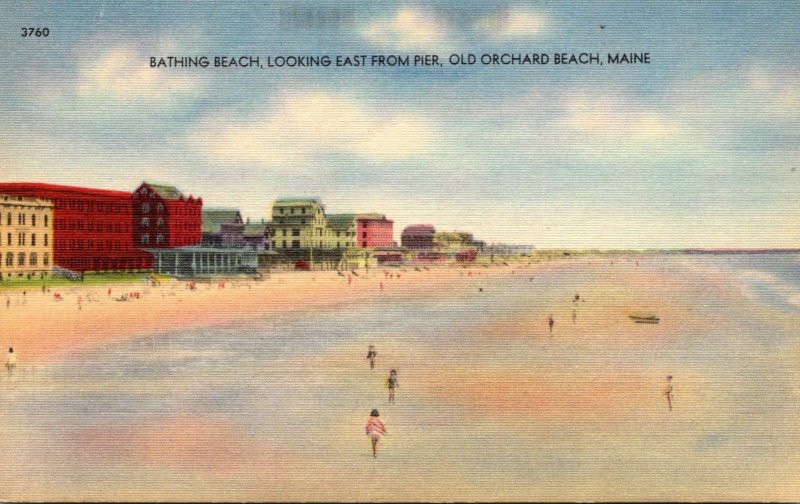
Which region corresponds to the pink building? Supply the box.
[356,214,393,248]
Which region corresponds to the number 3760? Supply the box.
[21,27,50,37]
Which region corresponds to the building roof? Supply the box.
[327,213,356,230]
[0,194,54,207]
[274,197,321,206]
[402,224,436,235]
[0,182,130,199]
[243,222,268,237]
[356,213,389,221]
[202,208,241,233]
[142,182,184,200]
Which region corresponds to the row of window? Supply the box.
[140,234,166,245]
[1,233,48,247]
[52,199,128,214]
[2,252,49,268]
[140,202,164,213]
[55,219,129,233]
[2,212,49,228]
[57,239,125,251]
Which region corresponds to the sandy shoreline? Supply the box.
[2,262,546,364]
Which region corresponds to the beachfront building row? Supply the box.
[0,194,54,278]
[0,182,203,273]
[267,198,394,251]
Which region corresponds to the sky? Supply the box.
[1,1,798,248]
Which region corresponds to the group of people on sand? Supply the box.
[363,345,400,458]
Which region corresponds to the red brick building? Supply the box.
[0,182,152,272]
[356,214,393,248]
[132,182,202,248]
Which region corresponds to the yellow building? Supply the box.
[0,194,54,278]
[267,198,328,250]
[325,214,356,249]
[433,231,474,252]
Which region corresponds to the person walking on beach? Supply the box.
[365,409,387,458]
[572,308,577,325]
[366,345,377,370]
[548,314,554,335]
[5,347,16,376]
[387,369,399,403]
[664,375,673,412]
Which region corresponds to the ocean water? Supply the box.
[0,255,798,500]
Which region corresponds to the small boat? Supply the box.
[628,311,659,324]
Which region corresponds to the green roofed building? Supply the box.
[201,208,245,247]
[326,214,356,249]
[268,197,327,250]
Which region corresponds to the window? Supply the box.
[282,230,287,237]
[336,231,340,237]
[290,208,295,214]
[363,232,367,238]
[31,234,36,246]
[157,218,164,227]
[5,252,12,266]
[141,235,150,245]
[292,240,300,249]
[282,240,287,248]
[156,234,164,244]
[302,208,306,214]
[43,253,49,266]
[157,203,164,213]
[30,252,37,266]
[141,217,149,228]
[292,229,300,237]
[44,215,48,227]
[18,252,25,266]
[18,233,25,246]
[142,203,150,213]
[32,214,36,227]
[6,213,10,225]
[44,234,48,246]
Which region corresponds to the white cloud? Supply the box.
[76,46,199,101]
[475,7,547,39]
[560,91,683,141]
[191,90,439,166]
[361,7,453,50]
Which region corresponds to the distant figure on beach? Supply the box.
[573,293,580,302]
[664,375,673,411]
[348,275,352,286]
[77,296,83,311]
[5,347,16,375]
[548,314,554,335]
[365,409,387,458]
[572,308,577,324]
[387,369,399,403]
[366,345,377,369]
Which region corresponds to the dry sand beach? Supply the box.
[1,254,799,501]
